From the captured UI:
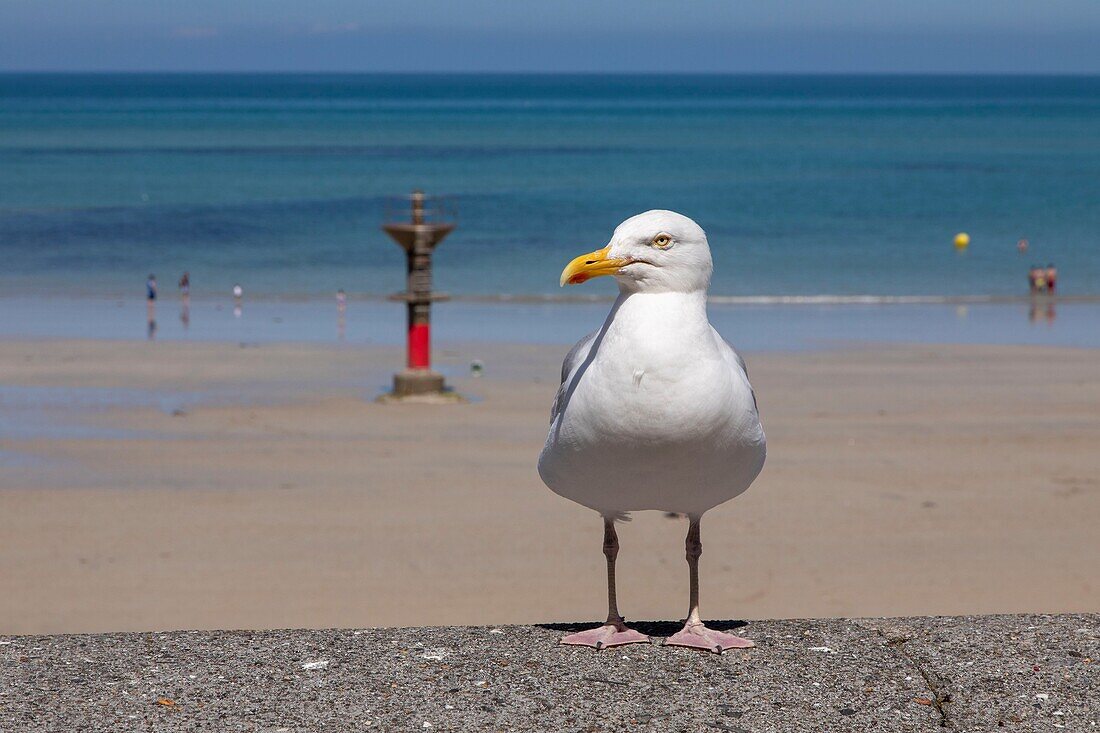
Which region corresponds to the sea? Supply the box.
[1,73,1099,349]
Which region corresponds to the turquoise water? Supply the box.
[2,74,1099,302]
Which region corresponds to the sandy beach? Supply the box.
[1,338,1098,635]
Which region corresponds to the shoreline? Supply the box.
[1,290,1095,305]
[2,294,1099,350]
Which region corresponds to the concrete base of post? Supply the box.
[377,369,465,403]
[394,368,445,396]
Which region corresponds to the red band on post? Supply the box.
[408,322,431,369]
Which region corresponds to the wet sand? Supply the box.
[1,339,1098,634]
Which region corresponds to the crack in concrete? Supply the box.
[889,637,953,728]
[868,625,954,729]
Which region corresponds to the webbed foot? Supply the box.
[665,622,754,653]
[560,622,650,650]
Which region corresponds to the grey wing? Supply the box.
[711,326,758,414]
[550,330,597,424]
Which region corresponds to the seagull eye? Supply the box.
[652,234,672,248]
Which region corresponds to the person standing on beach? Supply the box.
[1033,266,1047,293]
[336,289,347,341]
[1027,266,1039,293]
[178,272,191,329]
[1046,264,1057,293]
[233,283,243,318]
[146,274,157,339]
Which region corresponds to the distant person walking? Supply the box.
[178,272,191,329]
[178,272,190,306]
[336,289,347,341]
[1029,265,1047,294]
[233,283,243,318]
[1045,263,1057,293]
[146,274,158,339]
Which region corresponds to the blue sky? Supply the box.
[2,1,1099,73]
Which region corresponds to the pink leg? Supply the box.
[560,517,650,650]
[665,518,754,653]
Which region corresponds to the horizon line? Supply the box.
[3,70,1100,77]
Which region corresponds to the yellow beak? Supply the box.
[559,245,631,287]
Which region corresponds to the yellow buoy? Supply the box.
[954,232,970,250]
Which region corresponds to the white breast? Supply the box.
[538,291,766,517]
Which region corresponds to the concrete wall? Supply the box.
[2,614,1096,731]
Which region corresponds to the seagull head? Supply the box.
[559,210,712,294]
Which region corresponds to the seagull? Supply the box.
[538,210,766,653]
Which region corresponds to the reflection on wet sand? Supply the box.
[146,301,157,340]
[1029,296,1056,325]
